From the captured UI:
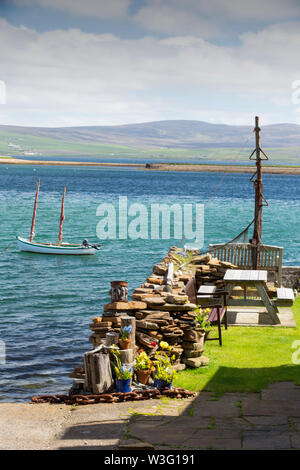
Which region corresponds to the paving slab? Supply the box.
[261,388,300,401]
[242,430,291,450]
[227,307,296,327]
[243,397,300,417]
[1,381,300,450]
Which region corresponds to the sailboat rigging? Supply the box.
[17,184,102,255]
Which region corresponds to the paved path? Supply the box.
[1,382,300,450]
[227,306,296,327]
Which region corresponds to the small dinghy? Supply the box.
[17,180,102,255]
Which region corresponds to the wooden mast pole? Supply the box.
[30,179,40,242]
[252,116,263,269]
[58,187,66,246]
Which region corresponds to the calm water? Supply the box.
[0,164,300,401]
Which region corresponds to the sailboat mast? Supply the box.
[58,187,66,246]
[252,116,263,269]
[30,179,40,242]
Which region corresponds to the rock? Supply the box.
[99,316,121,326]
[147,277,164,285]
[173,363,186,371]
[195,265,212,272]
[104,301,147,311]
[140,310,172,319]
[182,341,204,350]
[184,349,204,358]
[166,294,189,305]
[142,283,163,291]
[136,332,159,349]
[152,264,168,275]
[136,320,159,330]
[145,297,166,307]
[133,287,155,293]
[183,329,205,343]
[219,260,237,268]
[90,321,112,328]
[132,293,155,301]
[183,356,210,368]
[89,324,111,332]
[152,303,197,311]
[163,331,183,338]
[208,257,221,267]
[190,253,212,265]
[178,274,192,283]
[102,311,123,317]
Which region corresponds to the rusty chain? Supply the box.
[31,387,195,405]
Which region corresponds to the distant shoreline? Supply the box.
[1,158,300,174]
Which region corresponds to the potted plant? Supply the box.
[119,325,132,350]
[153,351,176,390]
[194,307,211,342]
[110,349,133,393]
[135,351,153,385]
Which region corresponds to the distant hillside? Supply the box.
[1,120,300,149]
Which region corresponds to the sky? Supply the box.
[1,0,300,127]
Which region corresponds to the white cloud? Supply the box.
[0,18,299,126]
[133,0,300,35]
[11,0,130,19]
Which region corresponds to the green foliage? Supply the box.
[135,351,152,371]
[194,307,211,331]
[110,348,133,380]
[119,325,132,340]
[153,351,177,382]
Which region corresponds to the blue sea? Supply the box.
[0,164,300,401]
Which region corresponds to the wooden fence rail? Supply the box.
[209,243,283,286]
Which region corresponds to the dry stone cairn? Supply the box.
[71,246,237,383]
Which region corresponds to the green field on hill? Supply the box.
[0,129,300,163]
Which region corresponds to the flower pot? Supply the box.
[119,338,131,350]
[136,369,152,385]
[154,378,172,390]
[195,329,207,345]
[116,378,131,393]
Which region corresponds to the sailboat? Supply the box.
[17,181,102,255]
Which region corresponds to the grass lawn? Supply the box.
[174,297,300,395]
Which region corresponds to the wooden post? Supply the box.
[119,349,134,364]
[120,316,136,355]
[83,349,113,393]
[30,179,40,242]
[252,116,263,270]
[105,332,119,347]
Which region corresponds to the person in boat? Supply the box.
[82,239,90,248]
[82,239,101,250]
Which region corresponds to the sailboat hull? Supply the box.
[17,237,98,255]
